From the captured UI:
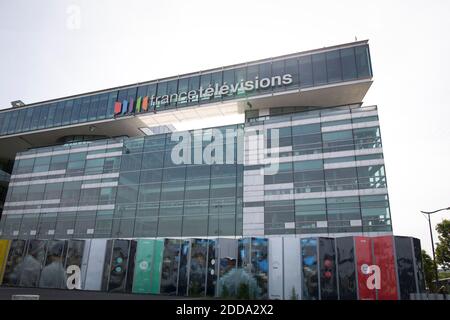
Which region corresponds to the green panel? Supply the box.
[136,96,142,113]
[132,239,154,293]
[150,240,164,294]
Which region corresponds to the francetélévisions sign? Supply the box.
[113,73,293,116]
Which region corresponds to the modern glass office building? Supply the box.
[0,40,425,299]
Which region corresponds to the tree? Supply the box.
[290,286,299,300]
[435,219,450,271]
[237,282,250,300]
[421,250,436,292]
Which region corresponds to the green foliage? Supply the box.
[435,219,450,271]
[422,249,437,292]
[290,286,299,300]
[221,285,231,298]
[237,282,250,300]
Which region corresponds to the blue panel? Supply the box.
[122,100,128,114]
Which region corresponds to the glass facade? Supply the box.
[243,105,391,236]
[0,124,243,239]
[0,44,372,137]
[0,105,393,239]
[0,236,425,300]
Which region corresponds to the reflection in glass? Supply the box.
[412,238,425,293]
[160,239,181,295]
[251,238,268,299]
[217,239,238,298]
[39,240,68,289]
[395,237,416,299]
[125,240,137,293]
[319,238,337,300]
[189,239,208,297]
[233,238,261,299]
[101,240,113,291]
[206,239,217,297]
[107,239,130,293]
[336,237,357,300]
[64,240,85,269]
[177,240,190,296]
[301,238,319,300]
[18,240,47,288]
[2,240,27,286]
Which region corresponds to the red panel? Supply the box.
[114,101,122,114]
[355,236,376,300]
[373,236,398,300]
[142,96,149,111]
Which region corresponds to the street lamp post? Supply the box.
[420,207,450,291]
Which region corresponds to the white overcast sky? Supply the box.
[0,0,449,255]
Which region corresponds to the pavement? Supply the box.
[0,286,192,300]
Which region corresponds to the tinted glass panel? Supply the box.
[160,239,181,295]
[341,47,357,80]
[189,239,208,297]
[355,46,371,78]
[301,238,319,300]
[395,237,415,300]
[312,53,327,85]
[39,240,68,289]
[412,238,425,293]
[2,240,27,286]
[299,56,313,87]
[108,239,130,293]
[177,240,190,296]
[336,237,357,300]
[319,238,337,300]
[18,240,47,288]
[326,51,342,83]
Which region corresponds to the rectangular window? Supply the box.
[96,94,108,119]
[30,107,41,130]
[1,112,11,134]
[292,123,320,135]
[355,45,371,78]
[325,167,358,191]
[106,91,118,117]
[354,127,381,149]
[22,108,34,131]
[357,165,386,189]
[340,47,357,80]
[7,110,19,134]
[258,62,272,93]
[15,109,27,132]
[70,99,81,124]
[177,78,189,106]
[166,80,178,108]
[138,183,161,203]
[326,50,342,83]
[312,53,327,85]
[199,73,212,103]
[54,101,65,126]
[79,96,90,122]
[188,76,200,105]
[234,67,246,96]
[222,69,234,99]
[88,95,99,121]
[62,100,74,125]
[0,113,5,134]
[294,160,323,171]
[285,57,299,87]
